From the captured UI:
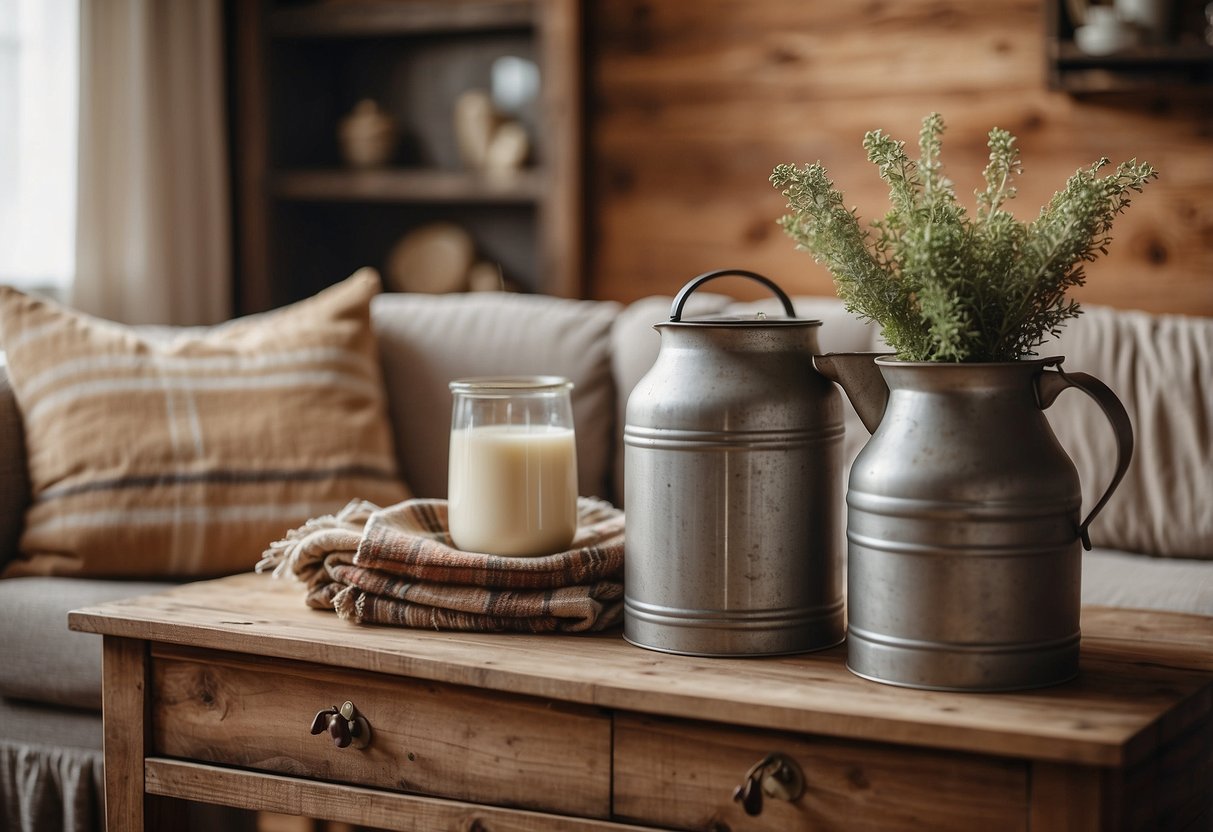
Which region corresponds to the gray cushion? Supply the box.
[372,293,621,503]
[0,578,174,710]
[0,698,102,751]
[1083,547,1213,614]
[1043,306,1213,559]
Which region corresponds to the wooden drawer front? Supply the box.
[150,646,611,818]
[613,714,1028,831]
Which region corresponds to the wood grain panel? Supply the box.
[1081,606,1213,672]
[149,645,611,819]
[613,713,1028,831]
[70,572,1213,768]
[537,0,584,296]
[585,0,1213,315]
[1116,711,1213,830]
[591,0,1043,101]
[145,758,656,832]
[1027,763,1106,832]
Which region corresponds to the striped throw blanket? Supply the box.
[258,497,625,633]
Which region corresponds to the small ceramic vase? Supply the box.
[338,99,397,168]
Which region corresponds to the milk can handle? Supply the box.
[1036,366,1135,551]
[670,269,797,322]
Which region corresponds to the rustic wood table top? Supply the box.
[70,571,1213,771]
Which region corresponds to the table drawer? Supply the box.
[613,714,1028,831]
[150,645,611,818]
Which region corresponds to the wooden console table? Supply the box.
[70,572,1213,831]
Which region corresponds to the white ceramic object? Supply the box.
[1074,7,1140,55]
[1115,0,1171,42]
[491,56,540,114]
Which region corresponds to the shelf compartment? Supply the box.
[268,201,538,306]
[271,168,545,203]
[232,0,582,311]
[1044,0,1213,92]
[1053,41,1213,68]
[269,0,535,38]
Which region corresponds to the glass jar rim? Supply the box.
[449,375,573,394]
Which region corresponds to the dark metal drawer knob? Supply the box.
[309,700,371,750]
[731,752,805,816]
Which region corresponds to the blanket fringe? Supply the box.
[256,499,380,578]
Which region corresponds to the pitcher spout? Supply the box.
[812,352,893,434]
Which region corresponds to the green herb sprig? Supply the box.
[771,113,1156,362]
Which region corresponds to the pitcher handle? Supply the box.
[670,269,797,322]
[1037,366,1135,551]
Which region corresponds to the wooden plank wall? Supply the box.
[585,0,1213,315]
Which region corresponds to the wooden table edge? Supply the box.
[70,578,1213,770]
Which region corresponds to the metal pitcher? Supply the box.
[624,270,846,656]
[813,353,1134,691]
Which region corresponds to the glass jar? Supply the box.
[448,376,578,556]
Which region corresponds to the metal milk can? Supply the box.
[813,353,1134,691]
[624,270,846,656]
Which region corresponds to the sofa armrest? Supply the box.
[0,363,31,569]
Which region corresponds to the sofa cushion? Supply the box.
[1043,306,1213,559]
[372,292,621,502]
[1083,547,1213,614]
[0,698,104,751]
[0,270,409,579]
[0,578,174,710]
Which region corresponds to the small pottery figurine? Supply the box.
[385,223,475,294]
[338,99,397,168]
[453,88,530,177]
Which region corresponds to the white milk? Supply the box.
[448,424,578,556]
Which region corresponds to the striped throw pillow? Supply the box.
[0,269,409,578]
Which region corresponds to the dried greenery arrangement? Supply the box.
[771,113,1156,362]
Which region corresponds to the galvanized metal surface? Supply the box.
[623,271,846,657]
[817,355,1134,691]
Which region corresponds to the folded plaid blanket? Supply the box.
[257,497,625,633]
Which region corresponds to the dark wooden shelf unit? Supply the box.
[1044,0,1213,93]
[268,0,535,38]
[230,0,582,314]
[271,168,546,204]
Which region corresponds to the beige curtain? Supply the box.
[72,0,230,326]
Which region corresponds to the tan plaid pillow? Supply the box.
[0,269,409,578]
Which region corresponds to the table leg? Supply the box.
[102,636,149,832]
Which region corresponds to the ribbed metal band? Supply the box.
[846,490,1082,520]
[846,625,1081,655]
[624,424,843,450]
[624,597,845,631]
[846,530,1077,557]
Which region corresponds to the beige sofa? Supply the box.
[1,288,1210,831]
